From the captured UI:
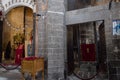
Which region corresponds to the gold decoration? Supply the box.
[13,33,25,44]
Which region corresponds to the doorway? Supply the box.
[67,21,107,79]
[1,6,34,65]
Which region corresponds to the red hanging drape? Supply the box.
[15,44,24,64]
[81,44,96,61]
[0,11,2,16]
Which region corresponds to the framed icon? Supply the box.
[113,20,120,35]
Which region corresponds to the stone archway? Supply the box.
[1,0,35,15]
[0,0,36,59]
[2,6,34,63]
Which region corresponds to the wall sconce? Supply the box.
[35,13,46,21]
[35,13,41,21]
[36,14,41,16]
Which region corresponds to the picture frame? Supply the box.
[113,20,120,35]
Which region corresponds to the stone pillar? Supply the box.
[104,11,113,80]
[36,0,49,79]
[36,0,48,57]
[46,0,65,80]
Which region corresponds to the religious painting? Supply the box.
[27,44,33,56]
[113,20,120,35]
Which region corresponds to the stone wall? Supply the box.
[107,2,120,80]
[67,0,110,11]
[66,2,120,80]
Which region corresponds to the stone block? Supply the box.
[109,68,117,74]
[48,72,64,80]
[109,74,118,80]
[47,42,64,49]
[48,0,65,12]
[117,75,120,80]
[47,30,64,37]
[109,61,120,67]
[107,53,116,61]
[117,68,120,74]
[47,13,64,24]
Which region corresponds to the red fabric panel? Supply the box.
[22,57,44,60]
[23,56,37,60]
[15,49,23,64]
[0,11,2,16]
[15,44,24,64]
[81,44,96,61]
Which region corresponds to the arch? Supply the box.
[4,4,34,15]
[2,0,35,15]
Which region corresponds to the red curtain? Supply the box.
[15,44,24,64]
[0,11,2,16]
[81,44,96,61]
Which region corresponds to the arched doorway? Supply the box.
[67,21,108,79]
[1,6,34,65]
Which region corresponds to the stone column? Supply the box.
[46,0,65,80]
[36,0,48,79]
[36,0,47,57]
[37,0,65,80]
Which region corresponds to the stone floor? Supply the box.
[0,66,43,80]
[0,64,108,80]
[0,68,109,80]
[0,67,22,80]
